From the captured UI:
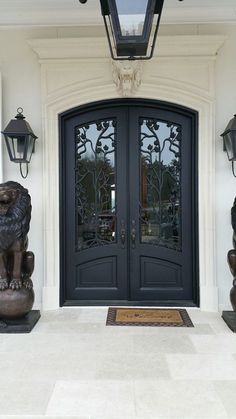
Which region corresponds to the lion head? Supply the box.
[0,182,20,216]
[0,182,31,251]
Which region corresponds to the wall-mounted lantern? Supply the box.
[79,0,166,60]
[1,108,38,179]
[221,114,236,177]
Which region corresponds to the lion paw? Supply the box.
[9,279,22,290]
[0,278,8,291]
[23,278,33,290]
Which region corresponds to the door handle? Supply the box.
[131,220,136,248]
[120,220,126,247]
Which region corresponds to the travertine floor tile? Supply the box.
[190,334,236,354]
[0,351,29,380]
[104,322,215,336]
[134,380,227,417]
[92,417,234,419]
[0,380,55,415]
[215,381,236,418]
[167,353,236,380]
[76,307,108,323]
[133,334,196,354]
[95,353,170,380]
[92,417,183,419]
[22,351,97,381]
[187,310,223,324]
[0,417,89,419]
[34,321,104,334]
[40,308,81,322]
[46,380,136,416]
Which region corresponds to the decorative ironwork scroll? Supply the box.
[140,118,182,251]
[75,119,116,251]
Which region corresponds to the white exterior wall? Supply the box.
[0,24,235,311]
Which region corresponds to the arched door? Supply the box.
[60,100,198,306]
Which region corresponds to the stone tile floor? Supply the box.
[0,307,236,419]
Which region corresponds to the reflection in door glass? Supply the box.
[75,119,117,251]
[140,118,182,251]
[115,0,149,36]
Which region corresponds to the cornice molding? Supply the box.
[28,35,227,61]
[0,6,236,26]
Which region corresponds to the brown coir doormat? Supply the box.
[106,308,194,327]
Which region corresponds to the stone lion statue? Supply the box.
[232,197,236,249]
[227,197,236,311]
[0,181,34,291]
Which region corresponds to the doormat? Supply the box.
[106,308,194,327]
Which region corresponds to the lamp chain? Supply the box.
[19,163,29,179]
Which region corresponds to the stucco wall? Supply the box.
[0,24,235,311]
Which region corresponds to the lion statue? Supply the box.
[0,181,34,291]
[232,197,236,249]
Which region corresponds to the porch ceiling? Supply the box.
[0,0,235,27]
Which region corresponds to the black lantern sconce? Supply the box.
[221,114,236,177]
[1,108,38,179]
[79,0,184,61]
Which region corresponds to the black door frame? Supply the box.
[59,98,199,307]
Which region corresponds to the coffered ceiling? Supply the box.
[0,0,235,27]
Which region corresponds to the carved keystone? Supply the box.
[112,61,143,97]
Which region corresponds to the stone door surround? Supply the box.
[29,34,226,311]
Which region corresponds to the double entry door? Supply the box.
[60,101,198,305]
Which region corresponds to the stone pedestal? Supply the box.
[222,311,236,333]
[0,310,41,333]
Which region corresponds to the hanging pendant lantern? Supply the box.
[79,0,165,60]
[101,0,164,60]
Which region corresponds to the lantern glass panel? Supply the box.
[115,0,149,37]
[26,135,36,163]
[6,135,27,162]
[8,136,18,160]
[4,134,33,163]
[224,131,236,161]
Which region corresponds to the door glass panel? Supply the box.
[75,119,117,251]
[140,118,182,251]
[115,0,149,36]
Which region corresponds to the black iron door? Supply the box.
[60,100,198,306]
